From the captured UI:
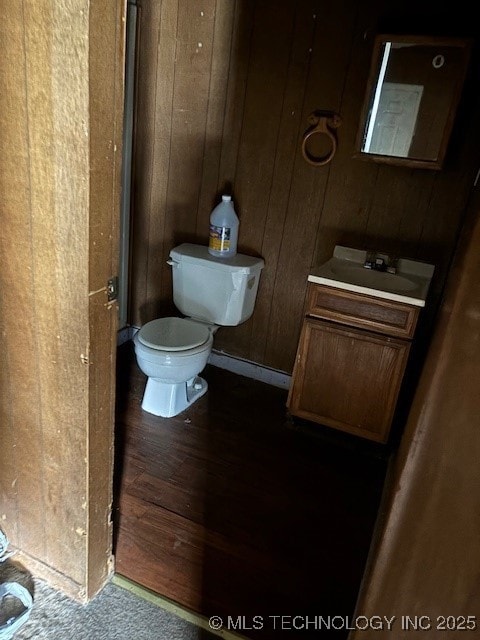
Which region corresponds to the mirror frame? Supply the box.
[355,34,472,170]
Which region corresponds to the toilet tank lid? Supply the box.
[170,243,265,273]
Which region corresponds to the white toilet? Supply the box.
[133,243,264,417]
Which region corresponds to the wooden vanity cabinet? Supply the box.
[287,283,420,443]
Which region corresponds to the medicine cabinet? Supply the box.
[355,35,472,170]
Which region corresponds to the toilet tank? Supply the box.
[169,244,264,326]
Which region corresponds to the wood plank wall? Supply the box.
[0,0,125,600]
[351,191,480,640]
[129,0,480,373]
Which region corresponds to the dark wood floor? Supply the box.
[113,341,388,639]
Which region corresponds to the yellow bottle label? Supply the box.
[209,225,231,252]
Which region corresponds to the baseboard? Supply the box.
[208,350,291,390]
[119,326,291,390]
[12,549,88,602]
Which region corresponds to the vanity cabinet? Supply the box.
[287,283,420,443]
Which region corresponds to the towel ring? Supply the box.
[301,112,342,167]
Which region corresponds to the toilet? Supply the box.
[133,243,264,417]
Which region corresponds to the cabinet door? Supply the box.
[287,318,411,442]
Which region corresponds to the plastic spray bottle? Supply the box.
[208,195,239,258]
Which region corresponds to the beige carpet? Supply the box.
[11,576,216,640]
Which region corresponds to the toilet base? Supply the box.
[141,375,208,418]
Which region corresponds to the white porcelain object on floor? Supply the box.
[134,317,213,417]
[134,243,264,417]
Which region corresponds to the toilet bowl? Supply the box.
[134,317,214,417]
[134,243,265,418]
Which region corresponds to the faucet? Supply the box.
[363,252,397,273]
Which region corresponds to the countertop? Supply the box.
[308,246,435,307]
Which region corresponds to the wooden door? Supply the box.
[0,0,125,601]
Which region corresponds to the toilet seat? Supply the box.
[137,317,211,352]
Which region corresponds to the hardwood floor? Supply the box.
[113,342,388,639]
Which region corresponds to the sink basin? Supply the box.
[330,264,417,293]
[308,246,435,307]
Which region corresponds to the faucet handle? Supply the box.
[363,250,375,269]
[386,260,397,274]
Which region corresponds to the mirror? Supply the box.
[356,35,472,170]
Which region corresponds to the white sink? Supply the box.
[308,246,435,307]
[330,263,418,293]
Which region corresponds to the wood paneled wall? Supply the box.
[0,0,125,600]
[350,195,480,640]
[130,0,480,373]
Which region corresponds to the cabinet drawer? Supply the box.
[306,283,419,338]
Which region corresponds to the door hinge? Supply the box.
[107,276,119,302]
